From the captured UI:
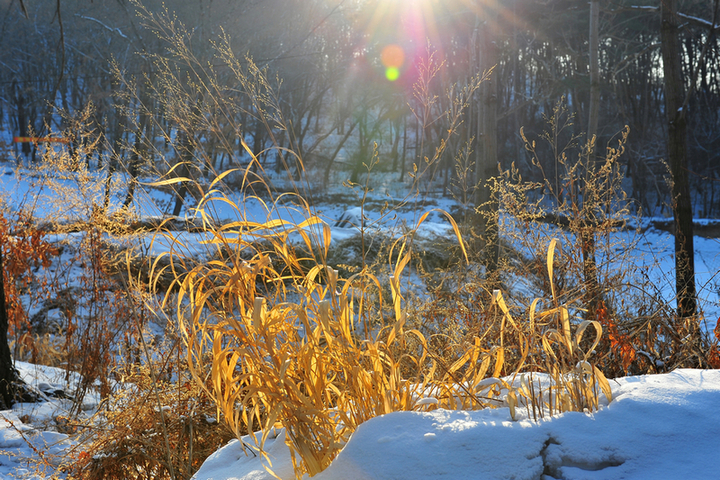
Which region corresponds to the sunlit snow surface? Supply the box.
[0,361,88,479]
[1,367,718,479]
[193,370,720,480]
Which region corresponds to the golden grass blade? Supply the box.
[445,345,475,377]
[327,267,338,294]
[279,357,292,381]
[547,238,560,303]
[415,208,469,263]
[471,354,492,391]
[469,337,481,366]
[574,320,602,360]
[386,312,406,346]
[321,222,332,257]
[491,289,518,329]
[529,298,540,333]
[560,306,572,355]
[542,331,560,361]
[391,251,412,322]
[593,366,613,403]
[147,160,193,185]
[261,464,282,480]
[319,300,334,347]
[252,297,265,332]
[296,217,325,230]
[208,167,242,191]
[493,347,505,379]
[239,136,258,163]
[338,296,354,344]
[304,265,325,288]
[506,390,518,421]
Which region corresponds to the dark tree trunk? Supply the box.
[103,135,123,213]
[661,0,697,320]
[323,120,357,187]
[124,84,152,208]
[390,117,401,173]
[0,244,18,410]
[583,0,601,319]
[14,82,31,158]
[350,112,368,184]
[474,10,499,280]
[400,115,407,183]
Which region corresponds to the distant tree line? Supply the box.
[0,0,717,219]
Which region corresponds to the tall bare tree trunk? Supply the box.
[588,1,601,141]
[583,0,601,319]
[123,83,152,208]
[474,10,499,279]
[661,0,697,320]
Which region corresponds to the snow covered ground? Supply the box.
[1,365,718,479]
[0,362,90,479]
[193,369,720,479]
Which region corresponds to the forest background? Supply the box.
[0,0,719,478]
[3,0,718,218]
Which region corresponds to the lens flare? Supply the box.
[381,44,405,68]
[381,44,405,81]
[385,67,400,81]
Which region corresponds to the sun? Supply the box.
[344,0,493,83]
[355,0,450,82]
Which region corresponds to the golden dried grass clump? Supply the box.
[156,165,612,478]
[161,189,486,477]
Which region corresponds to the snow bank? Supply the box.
[193,369,720,480]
